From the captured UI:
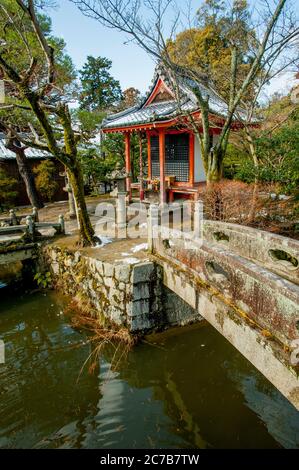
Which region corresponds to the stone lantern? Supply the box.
[107,163,130,232]
[108,162,129,196]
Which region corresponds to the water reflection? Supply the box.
[0,290,298,449]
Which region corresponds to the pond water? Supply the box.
[0,288,298,449]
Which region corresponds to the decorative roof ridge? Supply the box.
[139,67,161,108]
[145,99,176,108]
[103,105,140,123]
[139,63,194,111]
[154,63,232,110]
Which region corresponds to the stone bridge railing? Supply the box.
[203,220,299,286]
[0,214,65,242]
[150,220,299,350]
[149,216,299,408]
[0,207,39,227]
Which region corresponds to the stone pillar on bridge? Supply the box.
[9,209,18,226]
[32,207,39,223]
[193,200,203,240]
[116,192,127,238]
[148,204,159,253]
[58,215,65,234]
[26,215,35,239]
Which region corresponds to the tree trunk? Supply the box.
[245,126,259,168]
[15,148,44,209]
[248,181,259,224]
[245,126,259,224]
[67,160,97,246]
[202,145,226,220]
[68,185,77,220]
[206,147,224,183]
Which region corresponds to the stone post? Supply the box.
[59,214,65,234]
[116,192,127,238]
[9,209,18,226]
[26,215,35,240]
[148,204,159,254]
[64,172,77,220]
[193,200,203,241]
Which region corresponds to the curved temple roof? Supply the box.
[102,65,245,132]
[0,133,51,161]
[103,99,195,130]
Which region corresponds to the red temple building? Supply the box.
[102,66,243,203]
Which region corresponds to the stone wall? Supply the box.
[41,244,203,334]
[42,245,164,333]
[162,285,203,326]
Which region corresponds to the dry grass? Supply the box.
[198,180,298,238]
[65,297,137,377]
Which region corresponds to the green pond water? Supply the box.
[0,287,299,449]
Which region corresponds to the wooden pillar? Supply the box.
[147,131,151,180]
[139,133,144,201]
[124,132,132,201]
[159,129,166,204]
[189,132,195,186]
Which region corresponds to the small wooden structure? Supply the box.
[102,65,244,204]
[0,133,67,206]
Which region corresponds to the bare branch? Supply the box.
[16,0,56,87]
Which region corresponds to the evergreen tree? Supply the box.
[0,1,97,245]
[79,56,122,111]
[0,1,77,209]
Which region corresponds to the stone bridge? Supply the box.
[27,214,299,411]
[150,220,299,411]
[0,243,38,266]
[0,213,65,269]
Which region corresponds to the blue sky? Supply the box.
[50,0,296,97]
[50,1,158,93]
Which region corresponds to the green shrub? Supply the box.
[34,271,52,289]
[34,160,58,202]
[0,167,18,211]
[225,110,299,195]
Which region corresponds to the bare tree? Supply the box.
[71,0,299,182]
[0,0,97,245]
[234,37,299,220]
